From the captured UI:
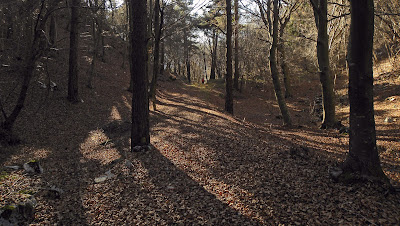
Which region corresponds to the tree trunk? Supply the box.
[225,0,234,114]
[87,18,98,89]
[160,40,165,77]
[210,29,218,80]
[126,0,134,92]
[339,0,389,183]
[150,0,162,111]
[278,43,292,98]
[184,28,191,83]
[310,0,337,128]
[270,0,291,125]
[130,0,150,147]
[2,58,35,133]
[233,0,240,90]
[68,0,80,103]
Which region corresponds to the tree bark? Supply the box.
[130,0,150,147]
[270,0,291,125]
[126,0,134,92]
[150,0,162,111]
[340,0,388,183]
[278,43,292,98]
[184,28,191,83]
[233,0,240,90]
[225,0,234,114]
[210,29,218,80]
[310,0,337,128]
[68,0,80,103]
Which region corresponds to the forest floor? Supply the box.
[1,43,400,224]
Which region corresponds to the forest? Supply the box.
[0,0,399,224]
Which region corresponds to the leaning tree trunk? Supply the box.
[270,0,291,126]
[68,0,80,103]
[310,0,337,128]
[130,0,150,147]
[225,0,234,114]
[338,0,389,183]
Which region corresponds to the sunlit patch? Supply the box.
[6,147,51,164]
[109,106,122,120]
[80,129,121,165]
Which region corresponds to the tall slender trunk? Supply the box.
[87,18,98,89]
[130,0,150,147]
[150,0,162,110]
[210,29,218,80]
[233,0,240,90]
[184,28,191,83]
[160,40,165,76]
[278,42,291,98]
[68,0,80,103]
[339,0,388,183]
[270,0,291,125]
[126,0,134,92]
[310,0,336,128]
[225,0,233,114]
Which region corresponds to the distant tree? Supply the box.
[68,0,81,102]
[258,0,291,125]
[209,30,218,80]
[129,0,150,147]
[233,0,240,90]
[149,0,164,111]
[225,0,234,114]
[332,0,389,184]
[184,27,192,83]
[309,0,337,129]
[277,1,298,99]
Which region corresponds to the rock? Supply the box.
[94,176,108,183]
[4,166,20,170]
[329,167,343,182]
[384,117,394,123]
[94,170,116,183]
[105,170,115,179]
[339,126,350,134]
[289,146,310,160]
[46,186,63,199]
[0,197,37,225]
[124,159,134,168]
[23,160,43,174]
[386,96,396,102]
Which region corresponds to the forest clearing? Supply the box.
[1,0,400,225]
